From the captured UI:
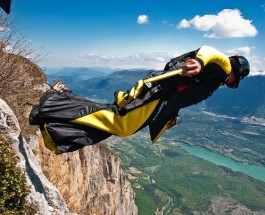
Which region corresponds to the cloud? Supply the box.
[46,50,265,76]
[226,46,252,56]
[76,52,178,69]
[246,56,265,76]
[137,15,149,24]
[177,9,258,38]
[178,19,191,29]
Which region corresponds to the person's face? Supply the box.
[225,70,238,88]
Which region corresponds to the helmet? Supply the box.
[237,56,250,79]
[0,0,11,14]
[227,55,250,88]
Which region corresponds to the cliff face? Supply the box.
[39,142,136,215]
[0,55,137,214]
[0,98,71,214]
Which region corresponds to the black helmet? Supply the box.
[0,0,11,14]
[238,56,250,78]
[228,55,250,88]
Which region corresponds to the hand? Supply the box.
[181,59,201,77]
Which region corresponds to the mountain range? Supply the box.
[205,75,265,118]
[44,67,114,87]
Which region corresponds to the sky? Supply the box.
[10,0,265,75]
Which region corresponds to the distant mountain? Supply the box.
[44,67,115,89]
[73,69,153,101]
[205,76,265,118]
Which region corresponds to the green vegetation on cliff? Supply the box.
[0,134,38,214]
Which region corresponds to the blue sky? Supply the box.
[12,0,265,75]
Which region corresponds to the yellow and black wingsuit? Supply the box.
[29,46,232,154]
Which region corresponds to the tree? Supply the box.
[0,10,47,93]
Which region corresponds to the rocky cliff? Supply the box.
[0,55,137,214]
[0,98,71,214]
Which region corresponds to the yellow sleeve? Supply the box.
[196,45,232,75]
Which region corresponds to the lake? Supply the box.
[181,144,265,182]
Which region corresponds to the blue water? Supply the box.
[181,145,265,182]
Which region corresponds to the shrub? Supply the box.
[0,133,38,214]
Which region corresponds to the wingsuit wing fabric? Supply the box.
[29,45,231,154]
[30,79,165,154]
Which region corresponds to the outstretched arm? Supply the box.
[180,46,231,77]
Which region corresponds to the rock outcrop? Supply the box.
[0,55,137,214]
[39,141,136,215]
[0,98,71,214]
